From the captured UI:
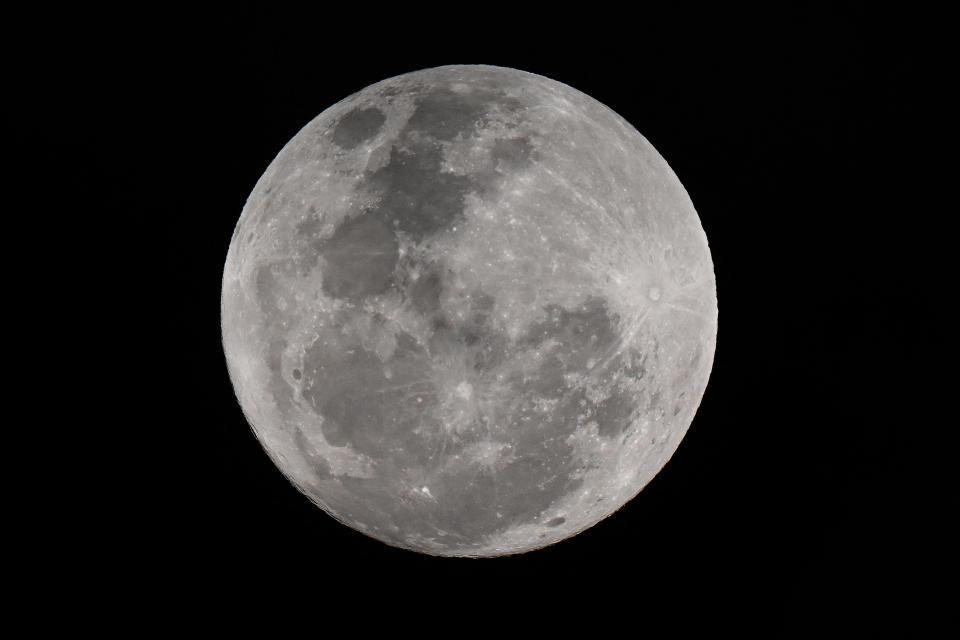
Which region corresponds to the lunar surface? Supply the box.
[221,65,717,556]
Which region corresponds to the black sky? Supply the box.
[28,5,944,634]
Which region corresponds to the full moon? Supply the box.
[221,65,717,556]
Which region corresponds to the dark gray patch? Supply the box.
[524,354,567,397]
[254,263,278,314]
[547,517,566,527]
[426,311,503,368]
[413,283,498,356]
[393,330,426,358]
[292,368,301,380]
[319,212,398,300]
[294,216,324,251]
[408,267,443,315]
[332,107,386,149]
[461,327,509,373]
[427,317,457,356]
[265,337,285,373]
[405,88,491,141]
[470,289,495,312]
[459,324,484,347]
[591,385,637,438]
[300,330,440,470]
[320,415,351,447]
[366,142,474,241]
[492,137,534,171]
[349,86,528,245]
[523,296,620,371]
[455,289,495,346]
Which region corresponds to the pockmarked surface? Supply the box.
[222,65,717,556]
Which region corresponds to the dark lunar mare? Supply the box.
[312,81,534,305]
[331,107,386,149]
[318,213,398,300]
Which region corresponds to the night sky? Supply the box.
[27,5,942,634]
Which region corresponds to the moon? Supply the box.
[221,65,717,556]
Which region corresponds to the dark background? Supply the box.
[29,4,943,635]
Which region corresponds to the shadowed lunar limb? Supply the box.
[222,65,717,556]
